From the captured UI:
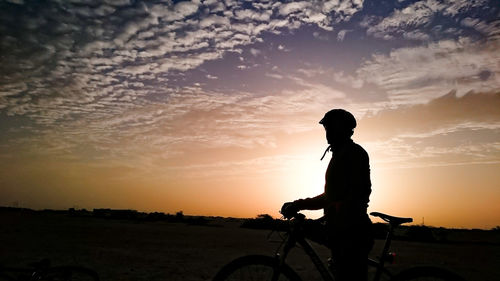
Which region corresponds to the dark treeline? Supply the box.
[0,206,209,225]
[240,214,500,245]
[1,207,498,244]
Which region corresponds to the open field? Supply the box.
[0,209,498,281]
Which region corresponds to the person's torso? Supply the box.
[324,140,371,220]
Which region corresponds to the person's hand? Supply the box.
[280,201,299,218]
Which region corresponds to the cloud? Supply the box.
[278,0,364,31]
[356,37,500,105]
[313,31,330,40]
[199,15,230,28]
[403,30,430,41]
[278,2,309,16]
[337,29,351,41]
[0,0,364,125]
[461,17,500,40]
[277,44,286,51]
[250,48,261,57]
[174,1,199,17]
[359,91,500,138]
[356,91,500,167]
[1,0,497,172]
[333,71,364,89]
[365,0,489,40]
[160,153,317,180]
[0,66,354,168]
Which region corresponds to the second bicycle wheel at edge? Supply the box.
[392,266,466,281]
[43,266,100,281]
[212,255,302,281]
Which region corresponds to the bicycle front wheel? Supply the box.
[212,255,302,281]
[42,266,100,281]
[392,266,465,281]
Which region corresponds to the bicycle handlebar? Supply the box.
[280,210,306,221]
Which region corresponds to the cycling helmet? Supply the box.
[319,109,357,131]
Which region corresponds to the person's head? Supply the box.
[319,109,356,144]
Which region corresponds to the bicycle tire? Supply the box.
[392,266,466,281]
[41,266,100,281]
[212,255,302,281]
[367,259,393,281]
[0,272,15,281]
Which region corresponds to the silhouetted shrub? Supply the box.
[257,214,273,221]
[186,216,208,226]
[405,225,436,242]
[93,208,111,218]
[145,212,169,221]
[433,227,450,243]
[175,211,184,221]
[241,214,277,229]
[68,208,91,217]
[92,209,139,220]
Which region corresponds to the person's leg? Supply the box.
[328,216,373,281]
[330,239,368,281]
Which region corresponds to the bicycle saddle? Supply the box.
[370,212,413,226]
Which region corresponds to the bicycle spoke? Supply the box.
[230,264,277,281]
[212,255,300,281]
[42,267,99,281]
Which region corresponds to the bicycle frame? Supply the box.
[275,215,396,281]
[213,212,464,281]
[275,218,334,281]
[372,223,396,281]
[296,235,334,281]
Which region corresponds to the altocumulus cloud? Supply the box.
[0,0,499,169]
[357,91,500,167]
[0,0,362,123]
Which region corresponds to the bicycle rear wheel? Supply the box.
[367,259,392,281]
[212,255,302,281]
[392,266,465,281]
[42,266,100,281]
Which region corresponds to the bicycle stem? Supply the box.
[373,224,395,281]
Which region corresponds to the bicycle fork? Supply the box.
[271,234,295,281]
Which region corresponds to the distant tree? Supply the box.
[491,226,500,232]
[241,214,278,230]
[257,214,273,221]
[405,225,436,242]
[176,211,184,221]
[187,216,208,226]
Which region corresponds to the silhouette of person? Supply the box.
[281,109,373,281]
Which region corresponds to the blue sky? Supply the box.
[0,0,499,227]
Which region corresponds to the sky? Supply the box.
[0,0,499,229]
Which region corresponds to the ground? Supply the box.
[0,210,498,281]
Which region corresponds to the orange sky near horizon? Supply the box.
[1,0,500,230]
[1,122,499,229]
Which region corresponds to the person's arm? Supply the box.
[293,193,328,210]
[281,193,329,217]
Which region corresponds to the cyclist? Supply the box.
[281,108,374,281]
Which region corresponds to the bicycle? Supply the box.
[0,259,100,281]
[212,211,466,281]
